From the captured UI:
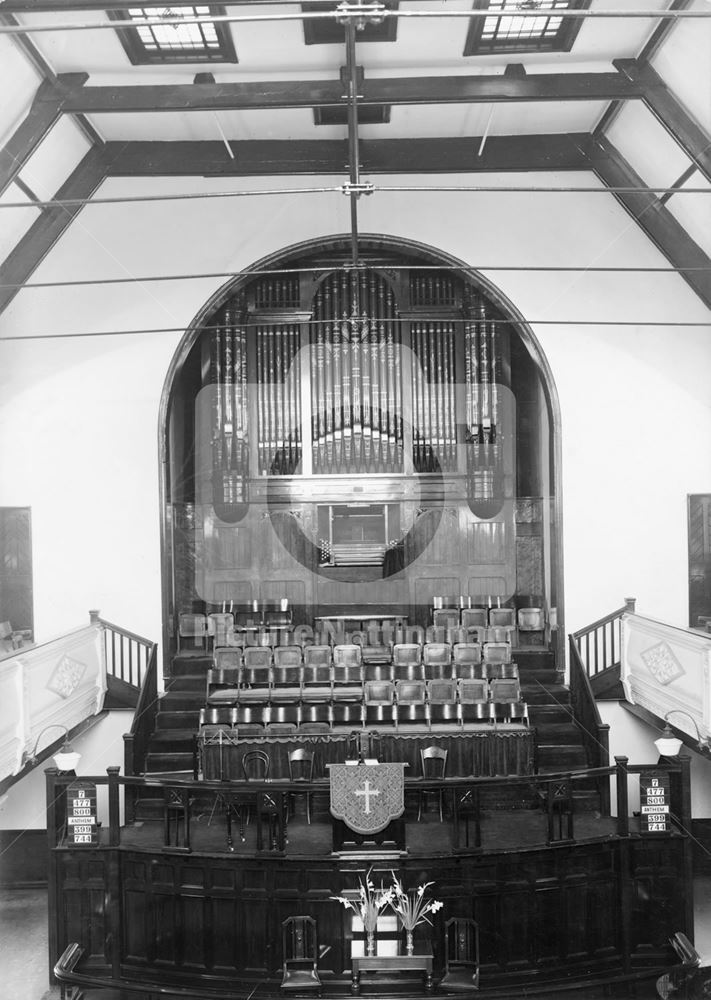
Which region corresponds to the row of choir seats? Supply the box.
[428,600,545,634]
[207,660,519,699]
[178,607,292,650]
[201,677,527,731]
[213,641,514,673]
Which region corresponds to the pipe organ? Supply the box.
[169,241,553,635]
[205,266,508,506]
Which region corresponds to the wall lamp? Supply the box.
[654,710,711,759]
[26,724,81,772]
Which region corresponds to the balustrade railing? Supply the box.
[45,755,694,858]
[122,645,159,799]
[94,611,154,689]
[568,635,611,812]
[571,598,636,679]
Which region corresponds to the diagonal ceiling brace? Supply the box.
[584,134,711,311]
[0,73,88,198]
[614,58,711,184]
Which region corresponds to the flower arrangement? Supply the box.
[389,872,443,954]
[333,871,443,957]
[332,869,395,952]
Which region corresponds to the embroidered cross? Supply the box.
[354,780,380,814]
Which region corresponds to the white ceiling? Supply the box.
[11,0,673,147]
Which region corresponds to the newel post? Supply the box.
[89,609,101,624]
[623,598,636,613]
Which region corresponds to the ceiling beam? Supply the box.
[585,134,711,311]
[104,133,591,176]
[614,58,711,184]
[0,73,88,198]
[0,144,107,315]
[44,69,646,116]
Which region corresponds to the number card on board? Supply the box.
[639,772,670,834]
[66,782,99,845]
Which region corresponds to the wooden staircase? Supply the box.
[132,648,603,820]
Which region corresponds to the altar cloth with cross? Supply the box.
[329,763,406,835]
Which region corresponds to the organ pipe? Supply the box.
[211,300,249,522]
[310,270,402,474]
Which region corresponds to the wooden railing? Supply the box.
[122,644,159,795]
[571,598,636,679]
[568,635,611,813]
[94,611,154,689]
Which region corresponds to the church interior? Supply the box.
[0,0,711,997]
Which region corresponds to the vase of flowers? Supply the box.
[389,872,443,955]
[332,869,394,956]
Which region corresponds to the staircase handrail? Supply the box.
[571,598,636,679]
[568,634,610,814]
[95,613,154,689]
[123,643,159,785]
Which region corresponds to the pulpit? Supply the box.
[329,762,407,852]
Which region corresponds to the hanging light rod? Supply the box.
[2,183,711,211]
[4,263,711,292]
[3,318,711,343]
[1,6,710,36]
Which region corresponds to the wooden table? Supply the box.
[351,950,434,994]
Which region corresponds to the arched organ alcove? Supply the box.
[163,239,560,641]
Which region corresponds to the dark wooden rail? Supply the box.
[122,644,159,803]
[94,612,154,689]
[568,635,611,813]
[571,598,635,679]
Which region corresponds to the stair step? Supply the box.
[524,685,570,705]
[533,722,584,740]
[159,690,206,711]
[166,674,207,693]
[527,705,573,725]
[171,652,212,673]
[155,710,201,730]
[146,751,195,771]
[537,745,589,768]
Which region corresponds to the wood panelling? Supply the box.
[51,840,686,988]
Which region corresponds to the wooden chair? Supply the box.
[418,745,447,821]
[287,748,315,823]
[440,917,479,991]
[177,613,207,652]
[453,642,482,667]
[395,680,427,727]
[281,916,322,993]
[241,750,285,851]
[214,647,243,670]
[423,642,453,674]
[333,643,362,668]
[207,612,235,649]
[303,644,332,668]
[364,680,395,726]
[461,607,488,629]
[482,641,512,664]
[427,679,458,727]
[206,667,242,706]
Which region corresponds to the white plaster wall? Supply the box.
[599,701,711,818]
[0,171,710,649]
[0,710,132,831]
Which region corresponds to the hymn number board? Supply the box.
[66,782,98,845]
[639,771,671,834]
